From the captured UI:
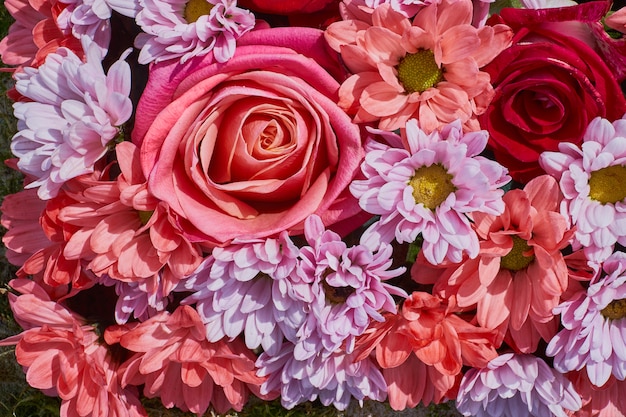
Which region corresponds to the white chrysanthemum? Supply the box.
[11,43,132,199]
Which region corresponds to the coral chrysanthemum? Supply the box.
[11,43,132,199]
[324,0,513,132]
[353,292,499,410]
[58,142,203,319]
[134,0,255,64]
[0,0,83,71]
[413,175,576,352]
[350,119,509,265]
[115,305,270,415]
[456,353,582,417]
[0,279,147,417]
[540,115,626,264]
[546,251,626,387]
[182,231,308,356]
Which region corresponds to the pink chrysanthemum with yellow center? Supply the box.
[325,0,513,132]
[540,115,626,264]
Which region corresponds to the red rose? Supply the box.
[481,1,626,183]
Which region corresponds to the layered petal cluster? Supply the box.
[569,371,626,417]
[11,43,132,199]
[134,0,255,64]
[116,305,270,415]
[0,0,83,71]
[324,0,513,132]
[0,279,146,417]
[456,353,582,417]
[256,341,388,410]
[182,231,308,356]
[413,175,576,352]
[540,115,626,264]
[58,142,203,320]
[353,292,499,410]
[350,119,509,265]
[295,215,407,355]
[546,252,626,387]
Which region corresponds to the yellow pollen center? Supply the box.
[500,236,534,271]
[601,298,626,320]
[588,165,626,204]
[397,50,443,93]
[184,0,214,23]
[409,164,455,210]
[138,210,154,225]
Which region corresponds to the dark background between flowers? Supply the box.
[0,4,469,417]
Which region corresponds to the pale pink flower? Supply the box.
[58,142,203,313]
[546,252,626,387]
[256,341,388,410]
[182,232,309,356]
[606,7,626,34]
[324,0,513,132]
[11,42,132,199]
[340,0,428,19]
[55,0,141,56]
[295,214,407,355]
[99,275,170,324]
[350,119,509,265]
[413,175,577,353]
[0,279,147,417]
[540,115,626,264]
[116,305,270,415]
[456,353,582,417]
[134,0,255,64]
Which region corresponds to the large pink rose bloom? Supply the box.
[134,27,364,246]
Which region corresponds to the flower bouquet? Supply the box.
[1,0,626,416]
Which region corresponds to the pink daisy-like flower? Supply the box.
[182,231,309,356]
[540,115,626,264]
[350,119,509,265]
[134,0,255,64]
[456,353,582,417]
[58,141,203,313]
[546,251,626,387]
[324,0,513,132]
[55,0,141,56]
[98,275,170,324]
[256,341,388,410]
[11,42,132,199]
[569,371,626,417]
[413,175,577,353]
[340,0,428,20]
[0,279,147,417]
[115,305,271,415]
[295,214,407,355]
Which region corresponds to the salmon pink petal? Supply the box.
[440,25,480,64]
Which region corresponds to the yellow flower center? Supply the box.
[409,164,455,210]
[184,0,214,23]
[138,210,154,225]
[397,50,443,93]
[588,165,626,204]
[500,236,534,271]
[601,298,626,320]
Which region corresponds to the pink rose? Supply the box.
[133,28,364,246]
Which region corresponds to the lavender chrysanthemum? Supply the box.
[546,251,626,387]
[182,232,309,356]
[56,0,141,56]
[256,342,388,410]
[295,215,407,356]
[134,0,255,64]
[456,353,582,417]
[540,115,626,264]
[350,119,510,265]
[99,275,169,324]
[11,43,132,200]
